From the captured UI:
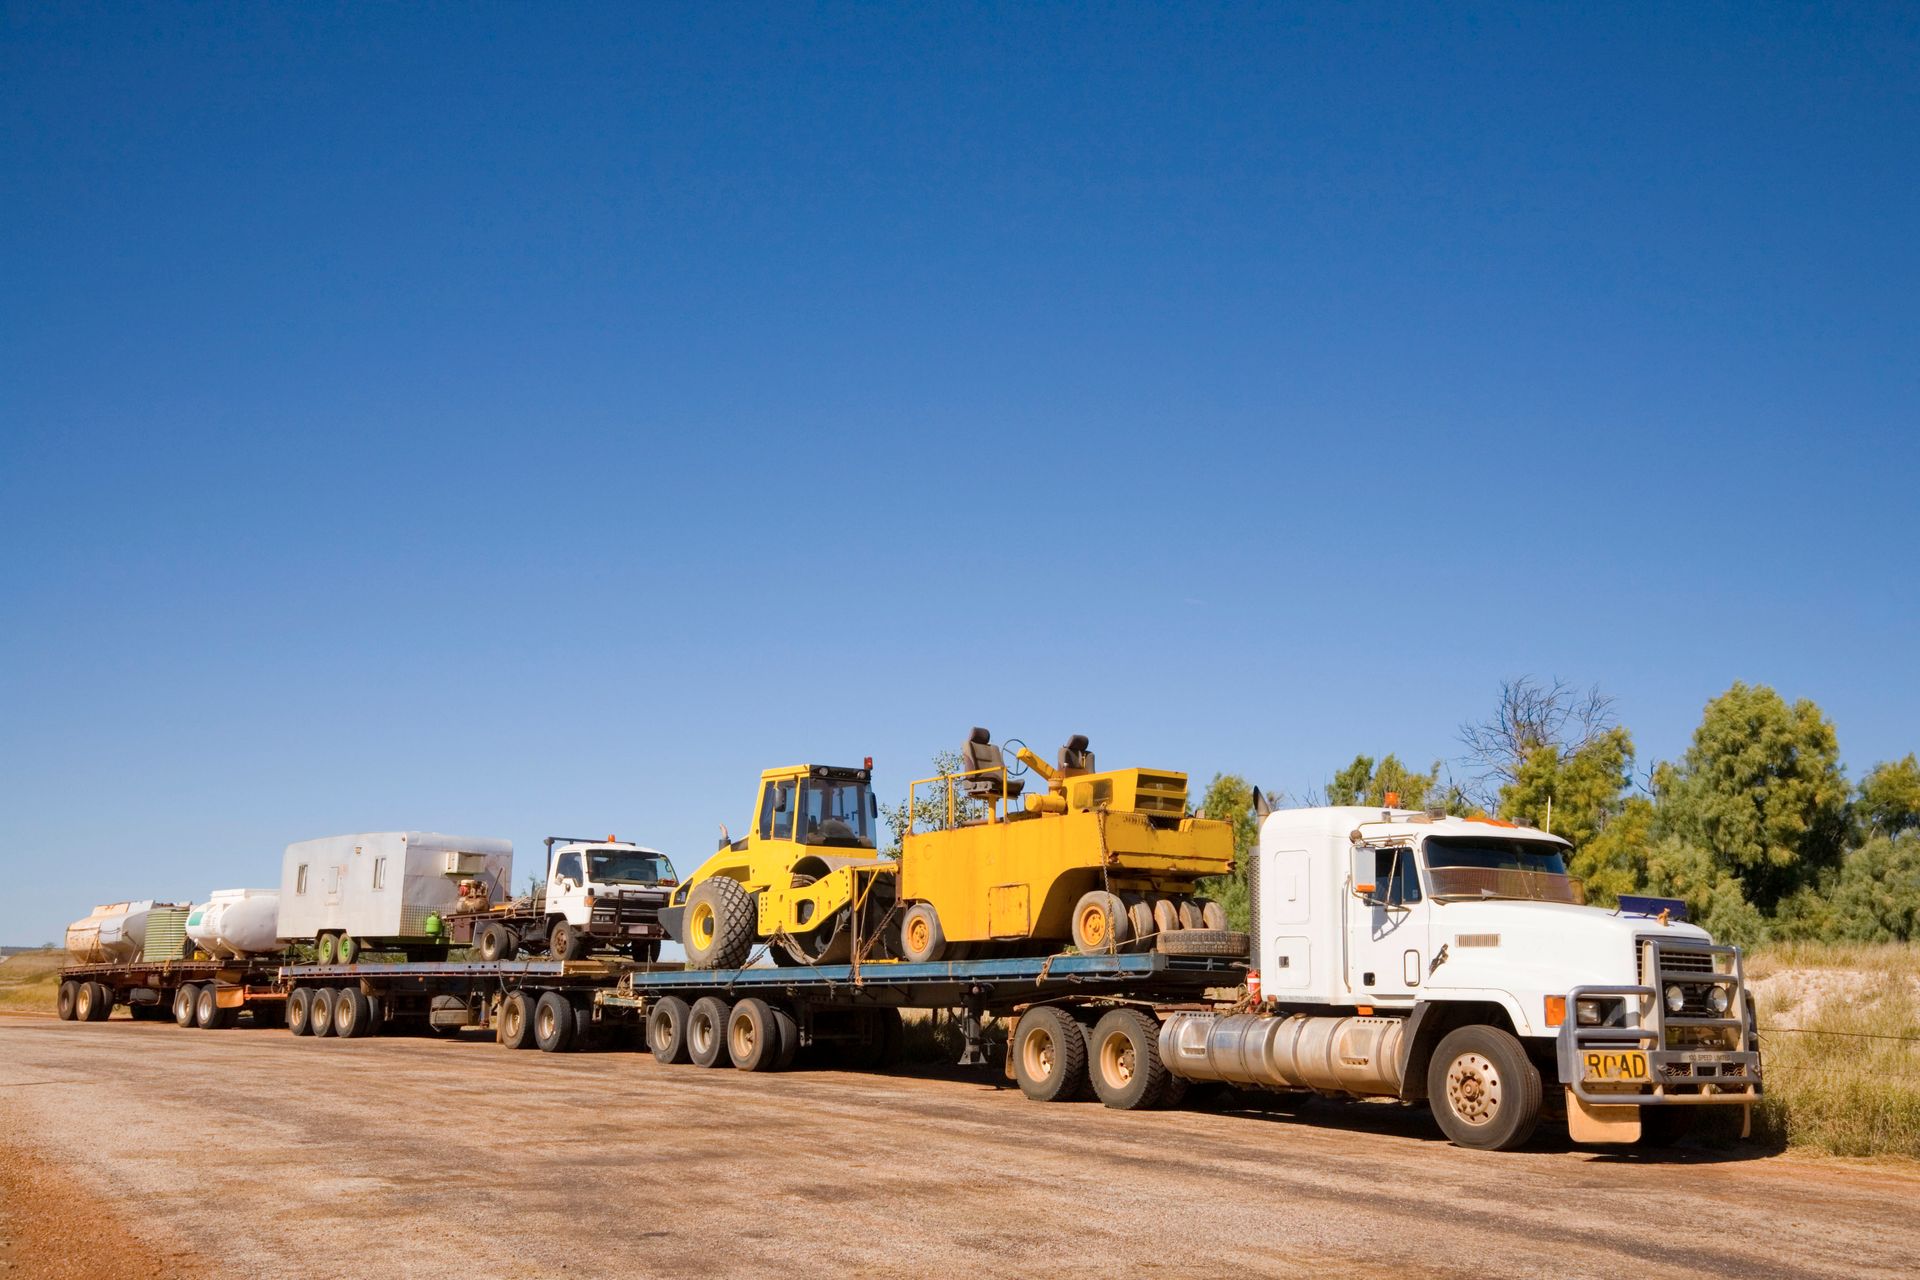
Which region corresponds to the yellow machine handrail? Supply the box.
[907,766,1010,832]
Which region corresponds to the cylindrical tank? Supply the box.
[66,901,167,964]
[185,889,281,958]
[1159,1011,1408,1097]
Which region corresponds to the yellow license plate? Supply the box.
[1582,1050,1650,1083]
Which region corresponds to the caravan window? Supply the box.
[296,864,309,895]
[372,857,386,890]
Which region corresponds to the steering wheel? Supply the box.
[1003,737,1031,778]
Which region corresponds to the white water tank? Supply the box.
[66,900,182,964]
[185,889,281,958]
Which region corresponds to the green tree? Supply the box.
[1858,755,1920,838]
[1652,682,1850,914]
[879,750,974,855]
[1194,773,1261,932]
[1497,726,1635,850]
[1825,833,1920,942]
[1325,754,1443,809]
[1570,793,1654,906]
[1635,835,1768,946]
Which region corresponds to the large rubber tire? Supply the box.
[333,988,371,1039]
[770,1005,800,1071]
[499,992,536,1050]
[897,902,947,964]
[1122,896,1155,953]
[172,984,199,1027]
[309,987,338,1038]
[647,996,692,1063]
[55,980,78,1021]
[477,924,516,963]
[630,939,661,964]
[1071,890,1130,954]
[1155,929,1251,957]
[533,992,577,1053]
[687,996,731,1068]
[1427,1024,1543,1151]
[727,998,782,1072]
[287,987,314,1036]
[683,878,755,970]
[194,985,224,1029]
[1012,1006,1088,1103]
[336,935,360,965]
[1150,897,1181,939]
[75,981,108,1022]
[549,921,590,962]
[1089,1008,1169,1110]
[316,933,338,965]
[1176,898,1204,931]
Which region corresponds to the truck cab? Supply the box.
[540,838,679,960]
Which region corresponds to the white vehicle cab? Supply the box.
[1158,802,1761,1149]
[452,836,679,962]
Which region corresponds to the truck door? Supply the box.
[1346,843,1429,1006]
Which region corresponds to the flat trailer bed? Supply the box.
[58,957,286,1027]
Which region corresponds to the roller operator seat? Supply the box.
[961,727,1025,804]
[1056,734,1096,777]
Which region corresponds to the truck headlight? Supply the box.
[1575,998,1606,1026]
[1707,985,1731,1014]
[1665,984,1685,1013]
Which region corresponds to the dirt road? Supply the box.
[1,1012,1913,1279]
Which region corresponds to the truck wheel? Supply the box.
[683,878,754,970]
[287,987,314,1036]
[770,1005,800,1071]
[1175,898,1204,931]
[533,992,577,1052]
[647,996,692,1063]
[337,935,360,965]
[333,988,370,1038]
[173,984,199,1027]
[477,924,515,963]
[310,987,337,1038]
[56,980,79,1021]
[1196,898,1228,932]
[896,903,947,964]
[1089,1008,1168,1110]
[1070,891,1130,954]
[727,998,781,1071]
[548,921,590,962]
[1012,1006,1088,1103]
[687,996,731,1067]
[499,991,535,1050]
[1427,1024,1543,1151]
[1150,897,1181,939]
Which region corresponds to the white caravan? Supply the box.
[278,832,513,963]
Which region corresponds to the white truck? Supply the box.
[1146,801,1761,1149]
[446,835,679,962]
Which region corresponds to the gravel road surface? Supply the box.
[1,1011,1913,1279]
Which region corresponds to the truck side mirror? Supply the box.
[1351,845,1380,902]
[870,793,879,819]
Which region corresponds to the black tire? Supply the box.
[683,878,755,969]
[533,992,576,1052]
[287,987,314,1036]
[1158,1070,1190,1110]
[1012,1006,1088,1103]
[309,987,337,1038]
[1089,1008,1168,1110]
[687,995,731,1068]
[499,991,536,1050]
[1070,890,1129,953]
[333,988,370,1039]
[55,980,79,1021]
[897,902,947,964]
[727,998,782,1072]
[548,920,591,962]
[647,995,692,1063]
[173,984,199,1027]
[1155,929,1251,957]
[770,1005,800,1071]
[194,985,224,1029]
[477,924,516,963]
[630,939,662,964]
[1427,1024,1543,1151]
[76,981,109,1022]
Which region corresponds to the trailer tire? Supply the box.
[172,984,198,1027]
[1089,1008,1168,1111]
[647,996,692,1063]
[477,924,516,963]
[194,985,229,1030]
[309,987,337,1038]
[897,902,948,964]
[683,878,755,970]
[727,998,782,1072]
[1155,929,1250,958]
[1427,1024,1542,1151]
[498,991,535,1049]
[75,981,107,1022]
[56,980,79,1021]
[687,996,731,1068]
[287,987,314,1036]
[333,988,371,1038]
[316,933,337,965]
[1013,1006,1087,1103]
[337,935,360,965]
[770,1005,800,1071]
[533,992,576,1053]
[1070,891,1130,954]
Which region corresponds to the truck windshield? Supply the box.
[1423,837,1584,905]
[586,850,675,885]
[798,779,874,848]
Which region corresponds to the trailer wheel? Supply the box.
[56,980,79,1022]
[195,985,235,1030]
[770,1005,800,1071]
[74,981,105,1023]
[287,987,314,1036]
[1427,1024,1543,1152]
[1195,898,1228,932]
[172,984,199,1027]
[1012,1006,1087,1103]
[499,991,535,1050]
[647,996,692,1063]
[309,987,337,1038]
[897,902,947,964]
[683,878,754,970]
[1089,1008,1168,1110]
[477,924,516,963]
[333,988,371,1038]
[727,998,782,1071]
[336,935,360,965]
[687,996,731,1067]
[1071,891,1130,954]
[533,992,577,1052]
[316,933,338,965]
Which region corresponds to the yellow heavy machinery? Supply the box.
[659,762,898,968]
[892,729,1235,961]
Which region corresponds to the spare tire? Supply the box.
[1155,929,1250,958]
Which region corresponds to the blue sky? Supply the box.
[3,3,1916,945]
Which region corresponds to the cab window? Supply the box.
[555,851,583,885]
[798,778,874,848]
[1383,846,1422,906]
[759,780,796,841]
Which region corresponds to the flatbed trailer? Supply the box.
[57,957,287,1028]
[278,957,642,1048]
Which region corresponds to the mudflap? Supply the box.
[1565,1087,1642,1144]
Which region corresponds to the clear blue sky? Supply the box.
[3,3,1915,945]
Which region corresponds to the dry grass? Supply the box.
[1747,942,1920,1159]
[0,949,66,1012]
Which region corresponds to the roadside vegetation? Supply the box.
[0,949,66,1012]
